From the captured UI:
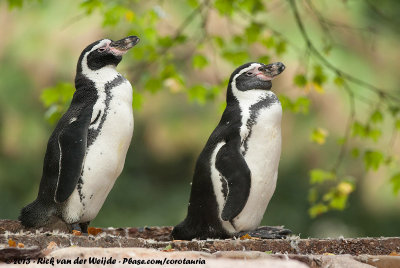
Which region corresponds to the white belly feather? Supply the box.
[63,79,133,223]
[212,91,282,233]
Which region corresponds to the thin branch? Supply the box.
[129,1,207,83]
[287,0,400,103]
[331,80,356,172]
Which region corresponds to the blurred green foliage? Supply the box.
[1,0,400,237]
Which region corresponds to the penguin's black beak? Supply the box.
[257,62,285,80]
[109,36,140,56]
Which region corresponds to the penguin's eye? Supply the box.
[258,67,264,71]
[97,47,106,52]
[245,72,253,76]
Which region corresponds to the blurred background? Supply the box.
[0,0,399,238]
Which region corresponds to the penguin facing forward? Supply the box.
[172,62,291,240]
[19,36,140,233]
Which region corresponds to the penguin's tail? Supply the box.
[19,199,53,228]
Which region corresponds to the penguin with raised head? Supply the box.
[172,62,290,240]
[19,36,140,233]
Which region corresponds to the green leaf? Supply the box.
[310,128,328,145]
[80,0,103,14]
[7,0,24,9]
[214,0,234,16]
[145,78,163,93]
[309,203,328,218]
[264,250,273,254]
[103,5,130,27]
[158,36,173,48]
[186,0,199,8]
[390,172,400,195]
[294,74,307,87]
[40,82,75,108]
[367,128,382,142]
[352,121,367,138]
[312,65,327,86]
[262,36,275,48]
[275,40,286,55]
[245,22,262,43]
[334,76,345,87]
[351,147,360,158]
[237,0,264,13]
[213,36,225,48]
[257,55,271,64]
[293,97,310,114]
[370,110,383,124]
[396,119,400,131]
[40,82,75,125]
[363,150,384,171]
[308,187,318,204]
[310,169,336,185]
[192,54,208,69]
[279,95,310,114]
[188,85,207,104]
[389,106,400,117]
[132,89,143,110]
[163,244,172,251]
[222,50,248,66]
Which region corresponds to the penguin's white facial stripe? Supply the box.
[89,39,111,53]
[81,39,121,84]
[232,64,262,85]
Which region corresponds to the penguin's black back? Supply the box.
[19,76,97,227]
[172,97,243,240]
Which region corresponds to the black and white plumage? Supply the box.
[19,36,139,232]
[172,62,290,240]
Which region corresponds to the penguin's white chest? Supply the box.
[233,102,282,231]
[212,92,282,233]
[64,78,133,223]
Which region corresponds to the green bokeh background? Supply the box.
[0,0,399,238]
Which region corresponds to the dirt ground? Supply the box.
[1,219,399,267]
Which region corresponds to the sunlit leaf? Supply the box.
[351,147,359,158]
[312,65,327,86]
[363,150,384,171]
[310,128,328,145]
[334,76,345,87]
[7,0,24,9]
[370,110,383,124]
[245,22,262,43]
[352,121,367,137]
[396,119,400,131]
[294,74,307,87]
[214,0,234,16]
[309,203,328,218]
[132,89,143,110]
[390,172,400,195]
[186,0,199,8]
[192,54,208,69]
[310,169,336,185]
[308,187,318,203]
[222,50,248,66]
[80,0,103,14]
[262,36,275,48]
[275,40,286,55]
[125,10,135,22]
[367,128,381,142]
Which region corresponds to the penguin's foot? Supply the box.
[70,223,82,232]
[79,221,90,234]
[235,226,292,239]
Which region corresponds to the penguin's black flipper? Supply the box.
[215,140,251,221]
[54,105,92,203]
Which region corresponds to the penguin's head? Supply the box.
[77,36,140,73]
[229,62,285,92]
